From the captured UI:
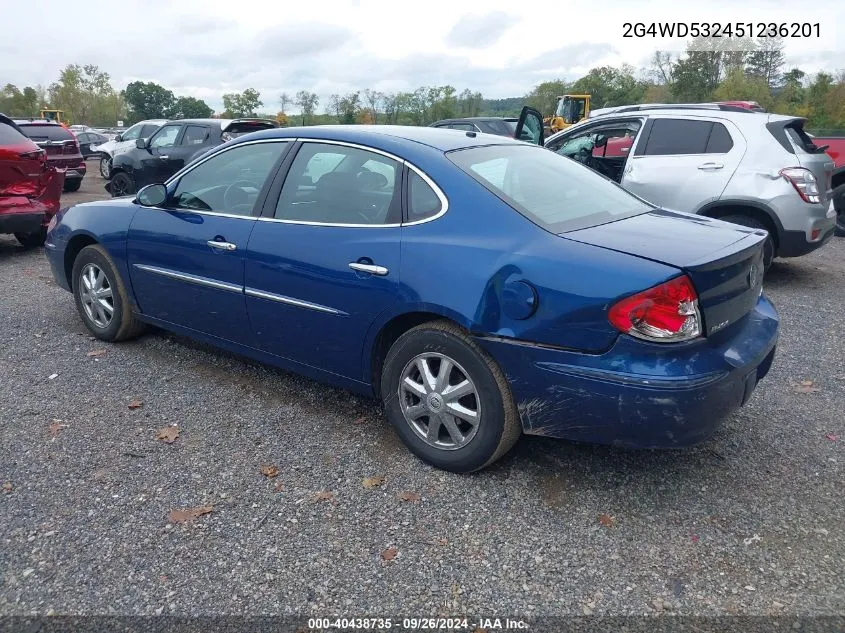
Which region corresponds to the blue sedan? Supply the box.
[44,119,779,472]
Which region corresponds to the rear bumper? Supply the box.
[476,296,779,448]
[777,206,836,257]
[0,211,44,234]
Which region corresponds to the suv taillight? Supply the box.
[780,167,820,204]
[608,275,702,343]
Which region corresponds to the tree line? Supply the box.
[2,39,843,131]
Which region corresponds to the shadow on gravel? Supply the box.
[763,258,835,289]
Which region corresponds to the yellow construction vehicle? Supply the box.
[543,95,590,135]
[39,109,70,127]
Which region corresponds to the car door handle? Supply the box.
[349,262,389,276]
[698,162,724,170]
[158,155,169,160]
[207,240,237,251]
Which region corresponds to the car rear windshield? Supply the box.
[19,124,74,142]
[447,144,653,233]
[477,120,517,136]
[785,122,827,154]
[225,121,276,138]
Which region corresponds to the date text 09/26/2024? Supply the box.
[623,22,821,39]
[306,617,529,630]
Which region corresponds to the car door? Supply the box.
[126,139,292,344]
[244,140,402,381]
[158,124,211,179]
[139,123,184,188]
[514,106,545,144]
[621,116,746,212]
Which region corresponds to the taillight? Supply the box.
[608,275,702,343]
[19,149,46,160]
[780,167,820,203]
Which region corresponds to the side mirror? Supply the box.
[114,134,122,142]
[136,183,167,207]
[135,138,148,150]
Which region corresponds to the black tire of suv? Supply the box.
[71,244,146,342]
[719,215,774,270]
[109,172,135,197]
[14,228,47,249]
[833,184,845,237]
[380,320,522,473]
[63,179,82,193]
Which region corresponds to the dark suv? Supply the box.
[430,117,520,137]
[14,119,86,192]
[107,118,278,197]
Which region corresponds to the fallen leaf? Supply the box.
[794,380,821,394]
[363,475,385,489]
[313,491,334,501]
[2,482,12,494]
[260,465,280,479]
[437,537,448,546]
[48,420,68,437]
[155,426,180,444]
[598,514,616,527]
[87,349,107,357]
[825,433,839,442]
[352,416,366,425]
[127,400,144,410]
[691,534,700,543]
[380,546,399,561]
[168,505,213,523]
[397,490,421,502]
[273,482,284,493]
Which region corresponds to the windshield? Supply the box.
[477,120,518,136]
[447,144,653,233]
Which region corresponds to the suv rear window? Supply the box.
[18,124,74,142]
[448,144,652,233]
[785,123,826,154]
[223,121,277,139]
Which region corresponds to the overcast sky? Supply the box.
[2,0,842,113]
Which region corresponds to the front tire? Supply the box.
[71,244,145,342]
[100,154,112,179]
[380,321,521,473]
[14,228,47,249]
[720,214,775,270]
[63,178,82,193]
[109,172,135,197]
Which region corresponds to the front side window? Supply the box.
[170,141,289,215]
[274,142,401,225]
[448,144,652,233]
[150,125,181,149]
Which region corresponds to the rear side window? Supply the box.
[139,124,160,139]
[706,123,734,153]
[182,125,209,145]
[407,170,443,222]
[643,119,713,155]
[19,124,74,142]
[0,120,28,144]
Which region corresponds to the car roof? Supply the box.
[236,124,527,153]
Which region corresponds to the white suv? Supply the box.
[92,119,167,179]
[543,105,836,269]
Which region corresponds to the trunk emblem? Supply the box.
[748,263,759,289]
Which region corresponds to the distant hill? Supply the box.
[481,97,523,116]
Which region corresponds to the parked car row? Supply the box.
[435,103,839,268]
[10,117,86,192]
[45,119,779,472]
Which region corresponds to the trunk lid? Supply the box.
[564,209,767,336]
[770,118,835,207]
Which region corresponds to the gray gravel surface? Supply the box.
[1,170,844,618]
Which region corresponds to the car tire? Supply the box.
[719,214,775,270]
[380,320,521,473]
[100,154,112,179]
[63,179,82,193]
[109,172,135,197]
[71,244,146,342]
[14,228,47,249]
[833,183,845,237]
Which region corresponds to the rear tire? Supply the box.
[14,228,47,249]
[71,244,146,342]
[63,179,82,193]
[380,320,521,473]
[719,214,775,270]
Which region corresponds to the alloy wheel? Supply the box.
[79,263,114,328]
[398,352,481,450]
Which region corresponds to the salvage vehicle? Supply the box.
[807,132,845,235]
[543,105,836,269]
[430,117,520,137]
[93,119,168,179]
[0,113,64,247]
[14,118,86,193]
[46,118,779,472]
[107,118,277,197]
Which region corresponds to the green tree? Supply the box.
[47,64,115,125]
[525,79,568,116]
[570,65,646,108]
[221,88,262,117]
[746,37,786,90]
[279,92,291,115]
[123,81,176,122]
[363,89,383,124]
[457,89,484,117]
[713,68,771,105]
[295,90,319,125]
[168,96,213,119]
[807,72,834,128]
[338,91,361,124]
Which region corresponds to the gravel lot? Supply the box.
[1,166,844,620]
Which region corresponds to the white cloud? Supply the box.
[1,0,842,114]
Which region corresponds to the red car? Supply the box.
[14,118,86,193]
[1,113,64,247]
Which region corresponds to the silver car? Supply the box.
[543,105,836,269]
